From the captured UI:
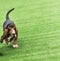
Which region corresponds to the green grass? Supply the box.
[0,0,60,61]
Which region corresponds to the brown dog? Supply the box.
[0,8,18,48]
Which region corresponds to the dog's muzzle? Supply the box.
[10,28,16,37]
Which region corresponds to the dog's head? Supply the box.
[8,25,16,37]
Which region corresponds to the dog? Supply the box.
[0,8,18,48]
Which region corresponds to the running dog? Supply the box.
[0,8,18,48]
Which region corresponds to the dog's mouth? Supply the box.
[8,33,16,42]
[8,35,15,42]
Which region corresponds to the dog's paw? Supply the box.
[13,44,18,48]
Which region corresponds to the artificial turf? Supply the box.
[0,0,60,61]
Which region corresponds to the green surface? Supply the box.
[0,0,60,61]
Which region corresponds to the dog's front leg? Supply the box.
[13,28,18,48]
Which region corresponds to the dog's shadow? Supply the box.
[0,45,17,57]
[0,38,24,57]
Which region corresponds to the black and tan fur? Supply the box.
[0,8,18,48]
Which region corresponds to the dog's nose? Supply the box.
[12,33,15,35]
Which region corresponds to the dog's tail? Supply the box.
[6,8,15,20]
